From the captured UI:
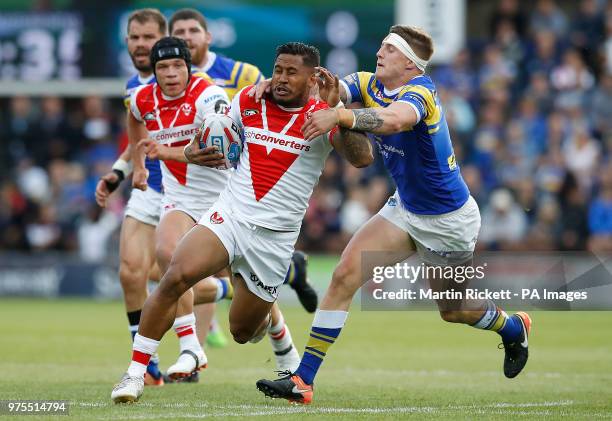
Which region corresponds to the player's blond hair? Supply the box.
[127,8,167,35]
[389,25,434,61]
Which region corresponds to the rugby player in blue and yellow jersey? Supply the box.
[256,25,532,404]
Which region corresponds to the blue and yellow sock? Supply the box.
[295,310,348,385]
[215,277,233,301]
[284,261,296,285]
[471,300,522,343]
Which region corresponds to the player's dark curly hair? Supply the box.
[275,42,320,68]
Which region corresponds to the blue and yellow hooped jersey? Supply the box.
[341,72,469,215]
[198,51,264,101]
[124,73,162,193]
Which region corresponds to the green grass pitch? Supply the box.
[1,257,611,420]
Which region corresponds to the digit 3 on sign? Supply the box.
[198,113,243,169]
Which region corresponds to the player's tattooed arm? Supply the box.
[336,102,419,135]
[352,109,384,131]
[332,127,374,168]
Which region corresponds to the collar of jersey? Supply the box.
[158,83,188,101]
[380,74,425,97]
[138,73,155,85]
[273,98,316,113]
[277,103,305,113]
[198,51,217,73]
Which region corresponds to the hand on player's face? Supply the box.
[155,59,189,97]
[315,66,340,107]
[247,78,272,103]
[301,108,338,141]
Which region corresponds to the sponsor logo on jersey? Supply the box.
[258,282,278,296]
[153,127,198,143]
[214,99,229,114]
[203,94,225,104]
[181,103,193,116]
[447,153,457,170]
[243,109,259,117]
[210,211,224,224]
[342,73,359,86]
[143,112,156,121]
[387,196,397,207]
[244,128,310,152]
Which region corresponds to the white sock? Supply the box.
[127,334,160,378]
[210,317,220,333]
[268,315,294,353]
[173,313,202,354]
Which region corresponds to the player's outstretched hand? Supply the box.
[315,67,340,107]
[302,108,339,141]
[184,128,225,167]
[95,171,119,208]
[247,78,271,103]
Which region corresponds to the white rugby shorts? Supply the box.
[378,191,481,266]
[198,196,298,302]
[124,187,163,226]
[161,193,217,223]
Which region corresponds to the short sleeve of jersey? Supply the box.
[123,80,133,110]
[129,86,145,122]
[339,71,372,104]
[192,71,214,84]
[237,63,264,90]
[328,125,339,145]
[228,87,245,130]
[195,85,230,121]
[396,85,434,123]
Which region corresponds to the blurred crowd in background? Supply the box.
[0,0,611,260]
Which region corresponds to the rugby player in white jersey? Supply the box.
[96,11,218,385]
[111,42,373,403]
[169,8,319,354]
[95,9,169,386]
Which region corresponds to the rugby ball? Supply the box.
[197,113,242,169]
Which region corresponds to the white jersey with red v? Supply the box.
[130,76,231,209]
[223,87,337,231]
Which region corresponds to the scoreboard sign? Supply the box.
[0,12,82,80]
